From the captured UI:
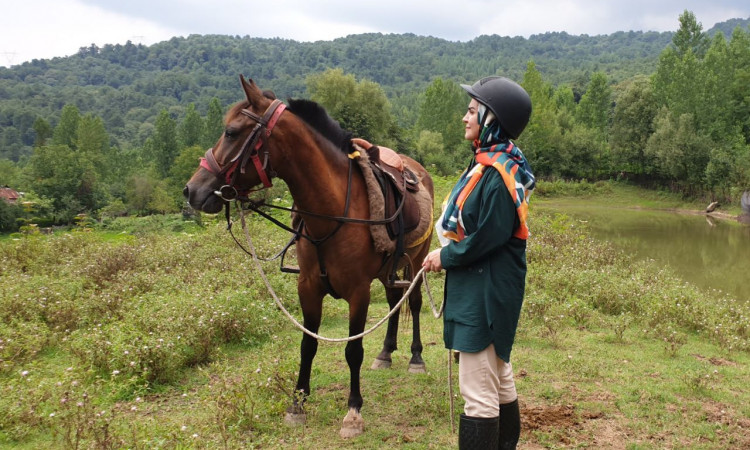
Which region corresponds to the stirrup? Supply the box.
[385,279,412,289]
[280,265,300,274]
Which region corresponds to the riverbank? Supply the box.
[534,179,749,224]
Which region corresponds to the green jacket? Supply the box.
[439,165,527,362]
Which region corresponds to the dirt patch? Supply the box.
[522,403,579,431]
[691,353,739,367]
[520,399,632,449]
[701,401,750,448]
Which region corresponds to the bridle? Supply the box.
[199,99,286,200]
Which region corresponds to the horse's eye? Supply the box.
[224,127,237,138]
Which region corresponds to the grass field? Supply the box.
[1,180,749,449]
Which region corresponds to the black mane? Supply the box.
[287,99,354,153]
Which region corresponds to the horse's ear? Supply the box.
[239,75,261,104]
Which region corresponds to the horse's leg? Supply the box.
[285,284,323,426]
[407,277,426,373]
[340,289,370,439]
[371,284,403,369]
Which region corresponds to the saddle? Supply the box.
[351,138,421,239]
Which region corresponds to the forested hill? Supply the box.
[0,17,748,161]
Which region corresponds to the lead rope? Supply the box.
[241,210,426,342]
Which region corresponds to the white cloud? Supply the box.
[1,0,748,67]
[0,0,180,66]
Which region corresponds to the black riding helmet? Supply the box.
[461,76,532,139]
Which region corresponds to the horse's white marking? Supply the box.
[339,408,364,439]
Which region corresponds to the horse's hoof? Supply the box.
[285,405,306,425]
[371,358,392,370]
[339,408,364,439]
[285,411,306,425]
[408,362,426,374]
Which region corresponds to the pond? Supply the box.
[534,200,750,302]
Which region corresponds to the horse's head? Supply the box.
[183,76,285,213]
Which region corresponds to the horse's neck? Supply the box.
[276,131,351,223]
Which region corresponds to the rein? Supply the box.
[238,210,444,342]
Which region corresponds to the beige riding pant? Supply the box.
[458,343,517,418]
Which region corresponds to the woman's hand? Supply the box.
[422,248,443,273]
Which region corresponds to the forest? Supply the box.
[0,11,749,231]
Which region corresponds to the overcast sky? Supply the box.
[1,0,749,67]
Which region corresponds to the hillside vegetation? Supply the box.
[1,12,749,232]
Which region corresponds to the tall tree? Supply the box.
[672,10,709,58]
[576,72,612,135]
[32,117,52,148]
[415,77,467,157]
[307,68,396,146]
[149,109,179,178]
[76,114,109,179]
[179,103,204,148]
[52,105,81,149]
[519,61,559,176]
[202,98,225,149]
[610,76,658,175]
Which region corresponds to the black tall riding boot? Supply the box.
[498,399,521,449]
[458,414,499,449]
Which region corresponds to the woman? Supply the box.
[422,76,534,449]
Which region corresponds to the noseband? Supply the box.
[200,99,286,198]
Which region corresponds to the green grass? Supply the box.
[1,185,749,449]
[534,179,745,217]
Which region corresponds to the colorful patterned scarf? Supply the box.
[439,114,535,242]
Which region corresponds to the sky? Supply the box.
[1,0,749,68]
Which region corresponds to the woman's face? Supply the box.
[462,98,481,141]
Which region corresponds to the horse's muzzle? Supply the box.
[183,183,224,214]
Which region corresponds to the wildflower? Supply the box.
[112,370,120,376]
[181,425,188,431]
[21,370,29,377]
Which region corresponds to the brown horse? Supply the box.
[183,76,434,438]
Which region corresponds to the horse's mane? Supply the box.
[287,99,354,154]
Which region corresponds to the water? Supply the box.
[534,201,750,302]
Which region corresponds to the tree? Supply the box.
[52,105,81,148]
[645,108,711,190]
[519,61,560,177]
[576,72,612,135]
[306,68,397,146]
[32,117,52,148]
[149,109,179,178]
[415,129,464,176]
[672,10,709,58]
[202,98,225,149]
[610,76,658,174]
[28,144,105,217]
[415,78,467,156]
[170,145,205,189]
[76,114,109,178]
[0,159,21,188]
[179,103,204,148]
